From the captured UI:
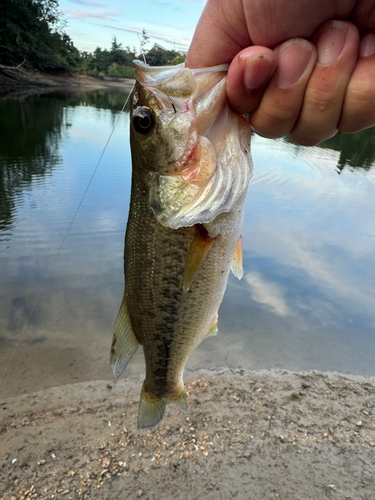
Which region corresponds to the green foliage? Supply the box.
[108,63,134,78]
[0,9,184,77]
[144,47,180,66]
[85,44,136,76]
[0,0,80,70]
[171,55,185,65]
[139,29,150,53]
[86,36,183,76]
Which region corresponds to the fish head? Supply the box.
[130,63,197,174]
[130,61,253,229]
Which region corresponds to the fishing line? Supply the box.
[1,86,135,383]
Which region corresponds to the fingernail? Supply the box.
[360,32,375,57]
[276,39,313,89]
[241,53,275,90]
[316,21,348,65]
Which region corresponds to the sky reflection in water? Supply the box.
[0,88,374,398]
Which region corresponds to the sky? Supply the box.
[58,0,207,53]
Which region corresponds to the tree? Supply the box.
[110,36,123,64]
[145,47,179,66]
[0,0,78,70]
[139,29,149,56]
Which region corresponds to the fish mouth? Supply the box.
[165,127,201,177]
[167,140,198,170]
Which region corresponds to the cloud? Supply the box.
[63,8,119,23]
[100,24,192,50]
[151,0,170,5]
[94,211,120,233]
[174,7,194,15]
[67,0,108,6]
[245,272,291,317]
[246,134,375,313]
[243,212,375,315]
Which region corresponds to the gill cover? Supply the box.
[132,60,253,230]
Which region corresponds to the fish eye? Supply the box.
[133,108,154,134]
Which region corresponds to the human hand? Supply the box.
[186,0,375,145]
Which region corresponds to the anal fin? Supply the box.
[183,224,218,292]
[231,235,243,279]
[206,313,218,337]
[137,382,187,430]
[110,295,140,378]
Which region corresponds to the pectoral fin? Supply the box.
[110,296,140,378]
[183,225,218,292]
[230,236,243,279]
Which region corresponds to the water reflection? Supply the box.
[0,87,374,400]
[322,128,375,172]
[0,95,62,233]
[284,127,375,172]
[0,89,129,237]
[56,89,131,113]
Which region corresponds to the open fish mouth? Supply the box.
[166,133,199,171]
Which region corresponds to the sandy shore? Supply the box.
[1,368,375,500]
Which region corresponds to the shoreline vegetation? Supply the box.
[0,1,184,94]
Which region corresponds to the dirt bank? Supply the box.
[0,64,134,94]
[1,368,375,500]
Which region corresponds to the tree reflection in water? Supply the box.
[0,88,129,235]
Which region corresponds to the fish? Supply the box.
[110,60,253,430]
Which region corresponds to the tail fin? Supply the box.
[137,381,187,430]
[110,296,140,378]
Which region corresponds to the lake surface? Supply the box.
[0,88,375,399]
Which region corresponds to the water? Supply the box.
[0,88,374,399]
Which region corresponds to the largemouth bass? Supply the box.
[110,61,253,430]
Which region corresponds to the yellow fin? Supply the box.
[206,313,218,337]
[183,225,217,292]
[231,235,243,279]
[137,382,187,430]
[110,296,140,378]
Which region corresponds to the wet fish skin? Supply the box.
[110,61,253,430]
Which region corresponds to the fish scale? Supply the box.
[110,61,253,429]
